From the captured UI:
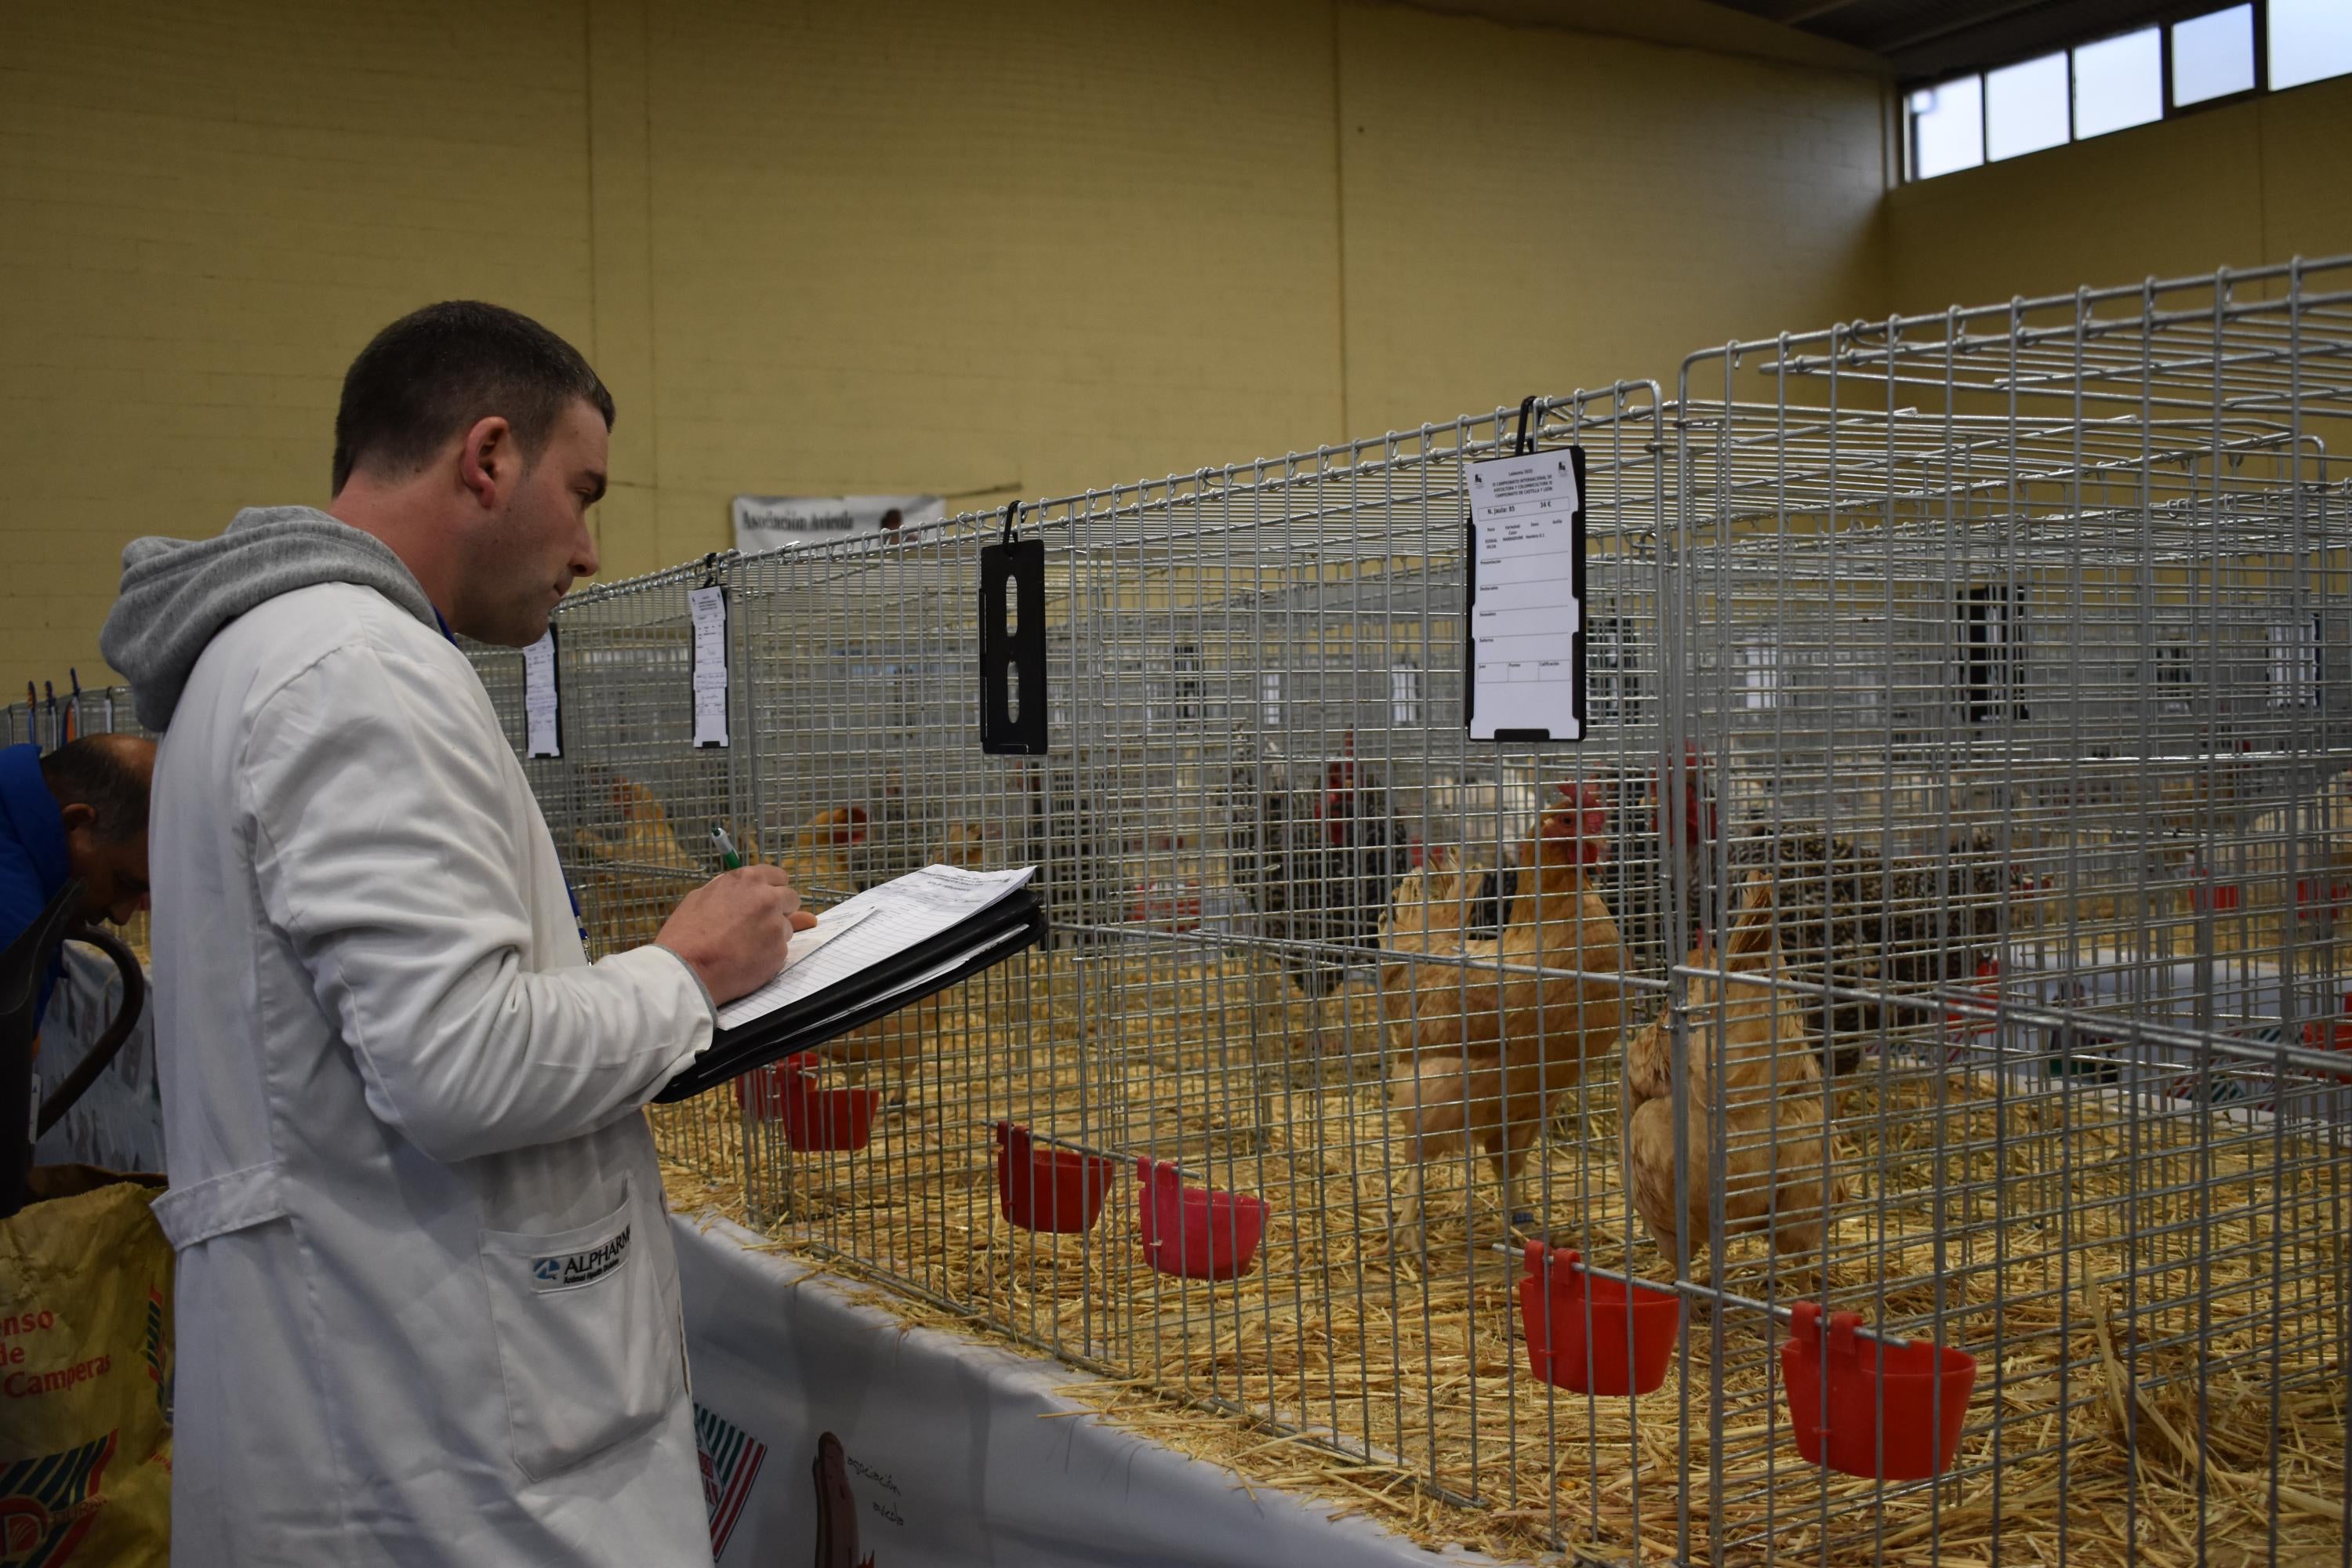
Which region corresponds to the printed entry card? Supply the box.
[1466,446,1585,742]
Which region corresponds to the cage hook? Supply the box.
[1513,395,1539,456]
[699,551,720,589]
[1000,499,1022,548]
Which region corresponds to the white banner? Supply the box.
[731,494,946,554]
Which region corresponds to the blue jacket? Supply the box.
[0,742,71,1028]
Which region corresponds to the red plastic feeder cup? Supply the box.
[736,1061,878,1152]
[1135,1157,1267,1280]
[1780,1301,1976,1481]
[1518,1243,1681,1396]
[993,1123,1114,1233]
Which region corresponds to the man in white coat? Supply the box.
[100,301,809,1565]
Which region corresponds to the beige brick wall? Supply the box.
[0,0,597,681]
[1,0,1893,682]
[1337,3,1888,431]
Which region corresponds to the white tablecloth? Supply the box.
[673,1212,1489,1566]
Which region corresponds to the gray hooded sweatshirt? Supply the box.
[101,505,440,731]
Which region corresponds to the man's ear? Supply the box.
[58,801,96,835]
[458,416,514,510]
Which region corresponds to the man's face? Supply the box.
[454,398,607,646]
[60,814,150,927]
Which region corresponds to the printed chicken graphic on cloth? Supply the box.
[1622,872,1842,1267]
[811,1432,873,1568]
[1376,782,1627,1248]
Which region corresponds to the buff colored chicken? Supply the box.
[786,796,991,1103]
[774,806,870,898]
[576,781,986,1104]
[1376,782,1628,1248]
[1622,873,1842,1268]
[572,779,702,953]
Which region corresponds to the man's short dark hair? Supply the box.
[331,301,615,495]
[41,738,152,844]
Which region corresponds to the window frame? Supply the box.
[1902,0,2328,181]
[2165,3,2267,114]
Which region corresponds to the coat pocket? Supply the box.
[477,1181,680,1481]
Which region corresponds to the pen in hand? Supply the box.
[711,826,746,871]
[712,826,819,937]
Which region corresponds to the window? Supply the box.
[1988,52,2071,160]
[2270,0,2352,89]
[2074,27,2164,137]
[1908,75,1984,177]
[1907,2,2347,180]
[2173,5,2258,105]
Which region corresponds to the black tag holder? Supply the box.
[980,503,1048,756]
[1465,396,1588,745]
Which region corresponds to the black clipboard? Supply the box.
[655,889,1047,1102]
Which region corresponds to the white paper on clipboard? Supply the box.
[714,864,1036,1033]
[1466,448,1584,742]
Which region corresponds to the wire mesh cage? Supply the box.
[2,684,145,752]
[1657,258,2352,1563]
[459,259,2351,1564]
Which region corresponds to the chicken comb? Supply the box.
[1538,780,1610,866]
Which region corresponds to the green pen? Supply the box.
[711,826,746,871]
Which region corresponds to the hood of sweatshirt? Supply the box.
[100,505,440,731]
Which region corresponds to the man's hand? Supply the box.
[655,866,819,1004]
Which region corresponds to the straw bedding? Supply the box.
[656,950,2347,1565]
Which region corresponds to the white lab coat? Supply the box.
[147,583,718,1566]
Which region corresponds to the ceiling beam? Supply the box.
[1381,0,1893,74]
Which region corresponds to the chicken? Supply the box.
[790,787,991,1103]
[1622,872,1842,1268]
[1463,746,1719,974]
[1227,742,1413,997]
[571,778,702,955]
[775,806,869,898]
[1376,782,1628,1247]
[1723,826,2013,1073]
[851,770,928,890]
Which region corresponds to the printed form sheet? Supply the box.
[1467,448,1584,741]
[690,584,729,748]
[523,630,561,758]
[715,863,1037,1033]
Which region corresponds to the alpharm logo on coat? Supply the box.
[528,1225,631,1291]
